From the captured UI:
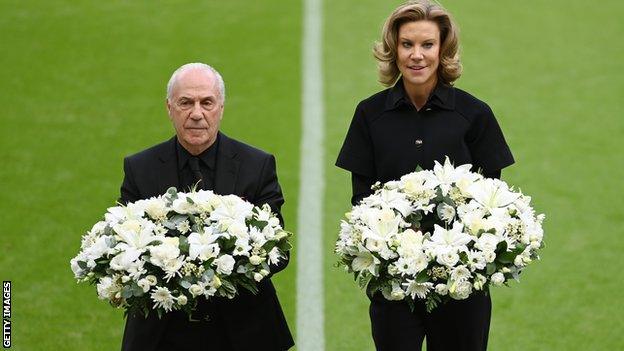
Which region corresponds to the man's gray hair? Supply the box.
[166,62,226,102]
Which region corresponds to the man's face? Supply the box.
[166,69,224,155]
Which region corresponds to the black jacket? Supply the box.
[119,132,293,351]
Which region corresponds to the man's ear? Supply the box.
[166,99,173,120]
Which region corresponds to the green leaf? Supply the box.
[121,286,133,299]
[496,240,508,253]
[486,263,497,275]
[415,269,430,283]
[178,236,190,253]
[498,251,517,264]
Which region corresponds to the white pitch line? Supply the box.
[296,0,324,349]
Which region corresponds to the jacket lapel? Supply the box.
[156,137,181,195]
[214,132,240,195]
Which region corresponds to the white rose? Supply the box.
[189,284,205,297]
[449,280,472,300]
[249,255,263,265]
[214,255,235,275]
[435,284,448,296]
[491,272,505,286]
[436,248,460,267]
[177,295,188,306]
[254,273,263,282]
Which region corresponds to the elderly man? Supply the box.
[119,63,294,351]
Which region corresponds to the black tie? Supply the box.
[188,156,203,189]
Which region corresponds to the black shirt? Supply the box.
[336,79,514,205]
[176,134,219,191]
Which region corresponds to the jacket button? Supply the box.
[415,139,423,146]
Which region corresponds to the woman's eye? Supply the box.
[401,42,411,48]
[423,42,433,49]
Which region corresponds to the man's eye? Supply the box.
[179,100,192,107]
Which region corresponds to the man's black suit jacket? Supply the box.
[119,132,294,351]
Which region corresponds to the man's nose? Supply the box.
[190,102,203,119]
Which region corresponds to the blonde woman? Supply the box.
[336,1,514,350]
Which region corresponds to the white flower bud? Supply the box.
[491,272,505,286]
[177,295,188,306]
[189,284,204,297]
[145,275,158,286]
[254,273,263,282]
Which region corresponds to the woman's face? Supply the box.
[396,20,441,91]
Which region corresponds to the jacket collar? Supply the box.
[213,132,240,195]
[385,77,455,111]
[155,132,239,195]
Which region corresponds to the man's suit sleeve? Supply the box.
[120,157,141,205]
[254,154,289,275]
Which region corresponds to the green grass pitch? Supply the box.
[1,0,622,350]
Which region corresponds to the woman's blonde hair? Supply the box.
[374,0,462,86]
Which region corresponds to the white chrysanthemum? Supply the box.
[450,265,471,282]
[268,247,283,265]
[436,203,456,223]
[403,280,433,299]
[143,198,168,220]
[149,238,181,268]
[250,226,268,246]
[96,276,121,300]
[151,286,175,311]
[175,220,191,234]
[466,250,487,271]
[162,256,185,281]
